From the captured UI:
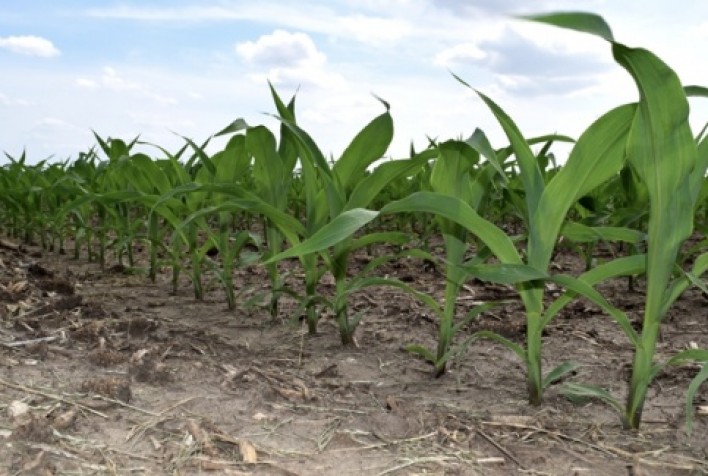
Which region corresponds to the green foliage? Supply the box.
[1,9,706,437]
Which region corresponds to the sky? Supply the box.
[1,0,707,165]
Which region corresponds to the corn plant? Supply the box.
[62,149,104,260]
[401,135,517,375]
[1,152,57,246]
[215,93,299,318]
[260,93,439,345]
[522,11,708,429]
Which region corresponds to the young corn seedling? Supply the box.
[261,92,437,344]
[403,136,511,375]
[216,99,299,319]
[527,11,708,430]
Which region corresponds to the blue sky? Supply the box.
[1,0,707,164]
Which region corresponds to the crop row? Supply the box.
[2,13,707,433]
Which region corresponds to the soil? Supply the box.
[0,237,706,475]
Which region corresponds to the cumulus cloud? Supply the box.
[494,73,596,96]
[430,0,520,15]
[429,0,604,17]
[236,30,325,69]
[435,28,610,96]
[476,29,606,77]
[236,30,344,90]
[337,14,412,45]
[434,43,487,67]
[84,3,413,46]
[0,35,60,57]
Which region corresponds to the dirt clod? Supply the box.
[11,415,55,443]
[80,376,132,403]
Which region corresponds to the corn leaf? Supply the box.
[522,12,614,42]
[381,192,522,264]
[543,362,581,389]
[475,90,544,219]
[265,208,378,262]
[333,109,394,193]
[562,382,624,414]
[529,103,635,269]
[346,151,434,210]
[462,263,547,284]
[561,222,645,244]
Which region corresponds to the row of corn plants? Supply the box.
[1,12,707,432]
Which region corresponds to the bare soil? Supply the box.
[0,237,706,475]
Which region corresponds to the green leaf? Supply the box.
[543,361,581,389]
[615,44,696,322]
[247,125,285,204]
[182,135,216,177]
[661,348,708,434]
[471,330,526,362]
[212,135,251,187]
[430,139,477,201]
[266,208,379,263]
[475,90,545,219]
[562,382,624,415]
[528,103,634,270]
[381,192,522,265]
[466,128,505,177]
[561,222,645,244]
[333,110,394,193]
[685,85,708,98]
[462,263,547,285]
[684,364,708,435]
[215,118,250,136]
[662,251,708,315]
[550,274,638,347]
[350,232,410,251]
[542,254,646,329]
[346,151,434,211]
[666,349,708,366]
[521,12,614,42]
[404,344,437,365]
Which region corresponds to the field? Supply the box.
[1,12,707,476]
[0,236,706,475]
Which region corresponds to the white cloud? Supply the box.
[435,26,611,97]
[237,30,345,90]
[434,43,487,67]
[0,35,60,57]
[337,14,412,45]
[84,3,413,46]
[236,30,325,68]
